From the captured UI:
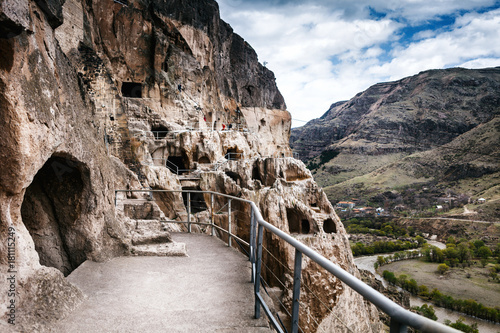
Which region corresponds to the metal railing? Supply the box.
[114,189,459,333]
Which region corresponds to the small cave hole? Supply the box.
[225,171,242,185]
[198,156,211,164]
[121,82,142,98]
[323,218,337,234]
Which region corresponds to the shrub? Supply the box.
[412,304,437,321]
[437,263,450,275]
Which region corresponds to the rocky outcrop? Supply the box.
[0,0,377,332]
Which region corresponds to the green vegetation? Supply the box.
[382,270,500,323]
[306,150,339,171]
[411,303,437,321]
[347,218,427,256]
[444,318,479,333]
[437,263,450,274]
[344,217,418,237]
[422,240,499,268]
[352,240,419,256]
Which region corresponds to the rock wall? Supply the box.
[0,0,379,332]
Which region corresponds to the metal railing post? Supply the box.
[228,199,232,247]
[254,223,264,319]
[250,207,255,283]
[390,319,408,333]
[187,192,191,233]
[211,193,214,236]
[291,249,303,333]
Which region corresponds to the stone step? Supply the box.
[131,231,172,245]
[130,242,187,256]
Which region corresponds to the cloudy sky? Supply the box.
[216,0,500,127]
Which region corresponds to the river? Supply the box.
[353,241,500,333]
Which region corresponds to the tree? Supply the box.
[477,246,492,259]
[457,243,471,264]
[376,256,386,266]
[412,304,437,320]
[480,258,488,268]
[437,263,450,275]
[447,236,456,244]
[444,317,479,333]
[415,235,425,246]
[418,285,429,297]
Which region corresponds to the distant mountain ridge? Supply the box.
[290,67,500,220]
[292,67,500,159]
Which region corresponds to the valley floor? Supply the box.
[380,259,500,308]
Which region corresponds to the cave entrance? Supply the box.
[167,155,188,174]
[151,124,169,140]
[225,171,242,186]
[301,220,310,234]
[121,82,142,98]
[286,208,312,234]
[226,148,241,160]
[198,156,211,164]
[252,164,262,183]
[323,218,337,234]
[182,187,208,213]
[21,155,90,276]
[286,208,300,233]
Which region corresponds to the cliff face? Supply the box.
[291,68,500,220]
[0,0,378,332]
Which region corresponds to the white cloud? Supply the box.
[216,1,500,127]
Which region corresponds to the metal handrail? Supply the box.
[114,189,459,333]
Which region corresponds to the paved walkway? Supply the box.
[50,233,272,333]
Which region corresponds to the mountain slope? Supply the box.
[291,67,500,220]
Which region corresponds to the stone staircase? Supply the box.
[129,218,186,256]
[118,195,186,256]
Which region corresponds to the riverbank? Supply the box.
[354,252,500,333]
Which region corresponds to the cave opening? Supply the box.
[182,187,208,213]
[301,220,310,234]
[286,208,300,233]
[121,82,142,98]
[21,155,90,276]
[286,208,312,234]
[198,156,211,164]
[167,155,187,174]
[252,164,262,183]
[151,124,169,139]
[323,218,337,234]
[225,171,242,185]
[226,148,241,160]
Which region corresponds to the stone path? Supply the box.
[49,233,272,333]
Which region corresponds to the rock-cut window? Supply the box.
[121,82,142,98]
